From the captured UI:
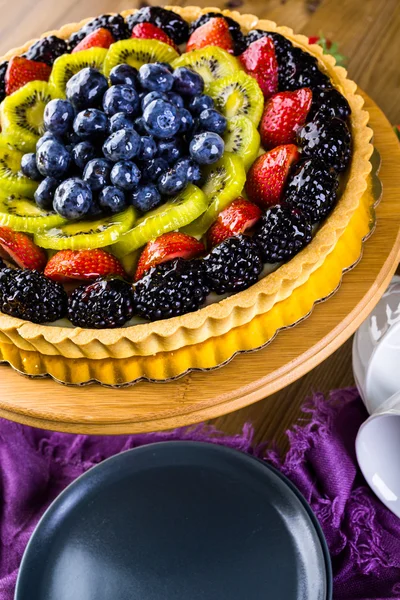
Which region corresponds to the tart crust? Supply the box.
[0,6,373,360]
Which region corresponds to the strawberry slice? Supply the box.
[187,17,235,54]
[207,197,262,248]
[135,232,205,281]
[0,227,47,271]
[131,23,179,52]
[5,56,51,96]
[245,144,300,208]
[260,88,313,150]
[239,37,278,99]
[44,249,127,282]
[72,28,115,53]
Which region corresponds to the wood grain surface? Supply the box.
[0,0,399,446]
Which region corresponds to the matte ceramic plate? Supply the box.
[15,442,332,600]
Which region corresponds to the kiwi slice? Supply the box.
[208,72,264,126]
[0,138,38,197]
[171,47,241,87]
[223,116,261,171]
[49,48,108,96]
[183,153,246,238]
[112,184,208,257]
[0,192,66,233]
[1,81,57,151]
[104,39,179,76]
[34,207,136,250]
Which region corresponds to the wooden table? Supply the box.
[1,0,399,447]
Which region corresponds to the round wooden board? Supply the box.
[0,93,399,435]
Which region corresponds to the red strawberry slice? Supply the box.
[207,197,262,248]
[131,23,179,52]
[239,37,278,99]
[260,88,313,150]
[245,144,300,208]
[5,56,51,96]
[44,249,127,282]
[72,28,115,53]
[187,17,235,54]
[135,232,205,281]
[0,227,47,271]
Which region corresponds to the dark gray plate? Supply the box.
[15,442,332,600]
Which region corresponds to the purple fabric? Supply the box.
[1,387,399,599]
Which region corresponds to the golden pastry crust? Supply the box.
[0,6,373,360]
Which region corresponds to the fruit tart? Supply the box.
[0,6,373,375]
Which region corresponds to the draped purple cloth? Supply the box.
[1,387,399,599]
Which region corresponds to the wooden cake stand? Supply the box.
[0,92,399,435]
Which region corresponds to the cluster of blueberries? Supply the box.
[20,62,227,220]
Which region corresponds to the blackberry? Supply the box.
[25,36,69,66]
[0,268,68,324]
[189,12,246,55]
[254,205,312,263]
[309,86,351,121]
[127,7,189,45]
[68,277,134,328]
[246,30,294,59]
[297,116,352,172]
[284,158,339,223]
[281,48,330,91]
[0,61,8,103]
[133,258,209,321]
[69,14,130,49]
[204,235,263,294]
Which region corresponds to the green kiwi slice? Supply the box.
[207,72,264,126]
[0,138,38,197]
[171,47,241,87]
[49,48,108,96]
[0,192,66,233]
[183,153,246,238]
[34,207,136,250]
[104,39,179,76]
[1,81,58,151]
[112,184,208,257]
[223,116,261,171]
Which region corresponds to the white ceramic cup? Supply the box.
[353,275,400,518]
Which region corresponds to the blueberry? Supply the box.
[110,160,141,191]
[143,99,180,139]
[173,67,204,97]
[36,139,71,178]
[83,158,113,191]
[36,131,62,150]
[66,67,108,110]
[43,99,75,136]
[157,138,185,165]
[71,141,97,170]
[134,116,147,135]
[73,109,109,140]
[20,153,41,180]
[34,176,59,210]
[130,184,162,212]
[198,108,227,135]
[141,91,168,111]
[53,178,92,220]
[158,167,188,196]
[189,132,224,165]
[109,112,135,133]
[188,94,214,115]
[103,85,139,116]
[103,129,141,162]
[109,64,138,87]
[155,62,174,73]
[98,186,128,214]
[167,92,184,108]
[179,108,194,134]
[175,157,202,184]
[140,157,169,183]
[138,63,174,92]
[137,136,157,160]
[86,199,104,220]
